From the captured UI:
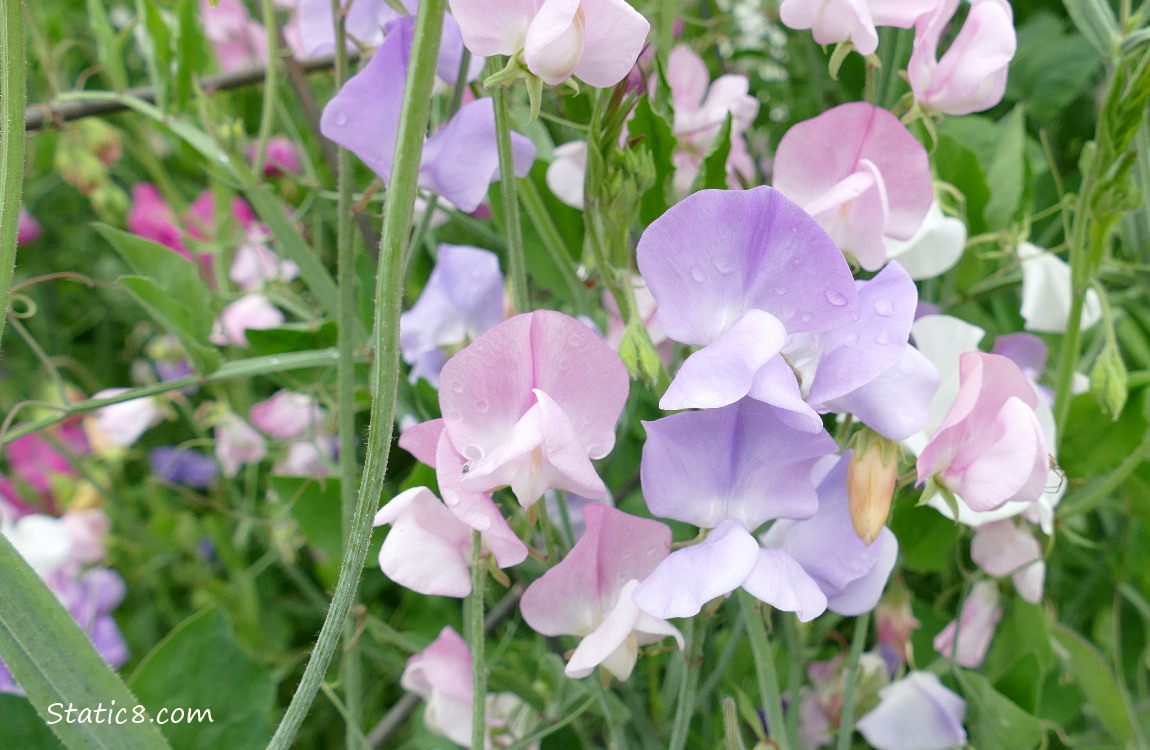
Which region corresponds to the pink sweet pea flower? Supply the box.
[448,0,651,87]
[857,671,967,750]
[214,412,268,477]
[773,102,934,272]
[909,0,1016,116]
[273,438,337,477]
[230,229,300,292]
[916,352,1048,512]
[7,433,79,496]
[201,0,268,72]
[128,184,190,259]
[933,580,1002,668]
[18,207,42,245]
[247,136,303,176]
[402,627,475,746]
[971,519,1045,603]
[779,0,939,56]
[210,293,284,347]
[249,391,327,440]
[185,190,257,241]
[375,487,528,597]
[520,504,682,679]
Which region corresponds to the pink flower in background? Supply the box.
[665,45,759,194]
[402,627,475,746]
[857,671,967,750]
[247,136,303,176]
[909,0,1016,115]
[916,352,1048,512]
[773,102,934,271]
[933,580,1002,668]
[374,487,527,597]
[7,432,80,496]
[448,0,650,87]
[230,229,300,292]
[250,391,327,440]
[18,207,42,245]
[210,293,285,347]
[214,413,268,477]
[779,0,939,56]
[86,390,163,449]
[201,0,268,72]
[273,437,338,477]
[971,519,1045,603]
[186,190,257,241]
[128,184,189,259]
[520,505,682,679]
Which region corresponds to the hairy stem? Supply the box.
[493,83,529,312]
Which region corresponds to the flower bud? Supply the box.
[847,434,898,545]
[1090,339,1128,421]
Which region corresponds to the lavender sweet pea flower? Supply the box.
[321,17,535,213]
[637,187,860,428]
[520,505,683,679]
[761,453,898,616]
[400,244,504,387]
[18,207,42,245]
[150,447,217,488]
[633,401,838,620]
[857,671,967,750]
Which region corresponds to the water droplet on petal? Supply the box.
[875,331,891,345]
[799,312,812,323]
[463,444,484,460]
[845,333,859,347]
[446,409,462,421]
[690,265,706,282]
[825,289,849,306]
[450,381,464,393]
[711,253,736,274]
[782,305,797,319]
[874,298,896,317]
[474,399,489,412]
[333,112,348,126]
[775,286,788,295]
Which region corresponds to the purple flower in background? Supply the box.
[857,671,967,750]
[400,244,505,387]
[633,401,837,620]
[761,453,898,616]
[150,447,217,488]
[637,187,860,430]
[18,207,42,245]
[320,17,535,213]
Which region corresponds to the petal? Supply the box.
[546,140,589,210]
[857,672,967,750]
[886,201,967,280]
[398,419,446,467]
[571,0,651,88]
[524,0,585,85]
[447,0,536,56]
[374,487,473,597]
[826,528,898,616]
[741,548,828,622]
[802,163,890,271]
[666,45,711,113]
[746,356,826,432]
[1019,242,1102,333]
[632,519,760,619]
[933,580,1002,668]
[828,345,940,441]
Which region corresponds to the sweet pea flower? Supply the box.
[1,513,74,575]
[7,432,79,496]
[18,207,42,245]
[632,400,838,620]
[856,671,967,750]
[185,190,257,241]
[401,310,629,515]
[86,389,163,449]
[773,102,934,272]
[885,201,967,280]
[916,351,1048,512]
[876,591,920,672]
[274,437,338,477]
[637,187,860,428]
[149,447,217,488]
[321,17,535,213]
[971,519,1045,603]
[760,453,899,616]
[520,504,682,679]
[933,580,1002,668]
[250,391,327,440]
[400,245,505,387]
[247,137,303,176]
[374,487,527,596]
[215,413,268,477]
[230,229,300,292]
[201,0,267,72]
[128,184,189,259]
[448,0,650,87]
[779,0,940,56]
[210,293,285,347]
[665,45,759,195]
[546,141,588,210]
[1018,242,1102,333]
[909,0,1016,115]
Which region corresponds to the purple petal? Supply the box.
[149,447,217,488]
[741,548,828,622]
[857,671,967,750]
[828,345,940,440]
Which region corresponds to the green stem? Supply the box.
[493,83,529,312]
[0,0,26,352]
[783,616,803,748]
[1064,432,1150,516]
[591,675,626,750]
[518,178,587,312]
[468,531,487,749]
[835,612,872,750]
[739,592,791,750]
[668,614,708,750]
[265,1,446,746]
[254,0,280,175]
[331,0,363,744]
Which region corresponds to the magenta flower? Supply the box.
[916,352,1048,512]
[7,432,80,496]
[247,136,303,176]
[374,487,527,597]
[201,0,267,72]
[400,244,505,387]
[971,519,1044,603]
[933,580,1002,668]
[909,0,1016,115]
[779,0,939,56]
[632,401,837,620]
[17,207,42,245]
[128,184,189,259]
[520,504,682,679]
[856,671,967,750]
[636,187,859,428]
[320,17,535,213]
[448,0,650,87]
[210,293,285,347]
[773,103,934,272]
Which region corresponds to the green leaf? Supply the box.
[983,106,1029,230]
[86,0,128,89]
[0,537,172,750]
[1005,12,1104,122]
[95,224,221,374]
[1063,0,1118,56]
[888,503,959,572]
[0,694,62,748]
[933,134,990,235]
[133,0,172,111]
[175,0,210,111]
[691,114,734,192]
[1051,623,1137,742]
[129,610,275,750]
[627,96,677,225]
[269,476,343,585]
[956,669,1045,749]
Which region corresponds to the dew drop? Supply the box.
[711,253,737,274]
[689,265,706,282]
[825,289,849,306]
[844,333,859,347]
[474,399,489,412]
[450,381,464,393]
[463,443,484,460]
[775,286,788,295]
[799,312,812,323]
[333,112,348,126]
[875,331,891,345]
[782,305,797,319]
[269,357,281,366]
[446,409,462,421]
[874,298,896,317]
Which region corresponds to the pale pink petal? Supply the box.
[572,0,651,87]
[402,626,474,746]
[933,580,1001,668]
[524,0,585,85]
[398,418,446,467]
[374,487,474,597]
[448,0,537,57]
[250,391,326,440]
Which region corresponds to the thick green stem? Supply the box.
[1053,165,1096,437]
[468,532,487,749]
[739,592,791,750]
[668,615,707,750]
[0,0,26,351]
[493,83,529,312]
[835,612,872,750]
[265,1,446,746]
